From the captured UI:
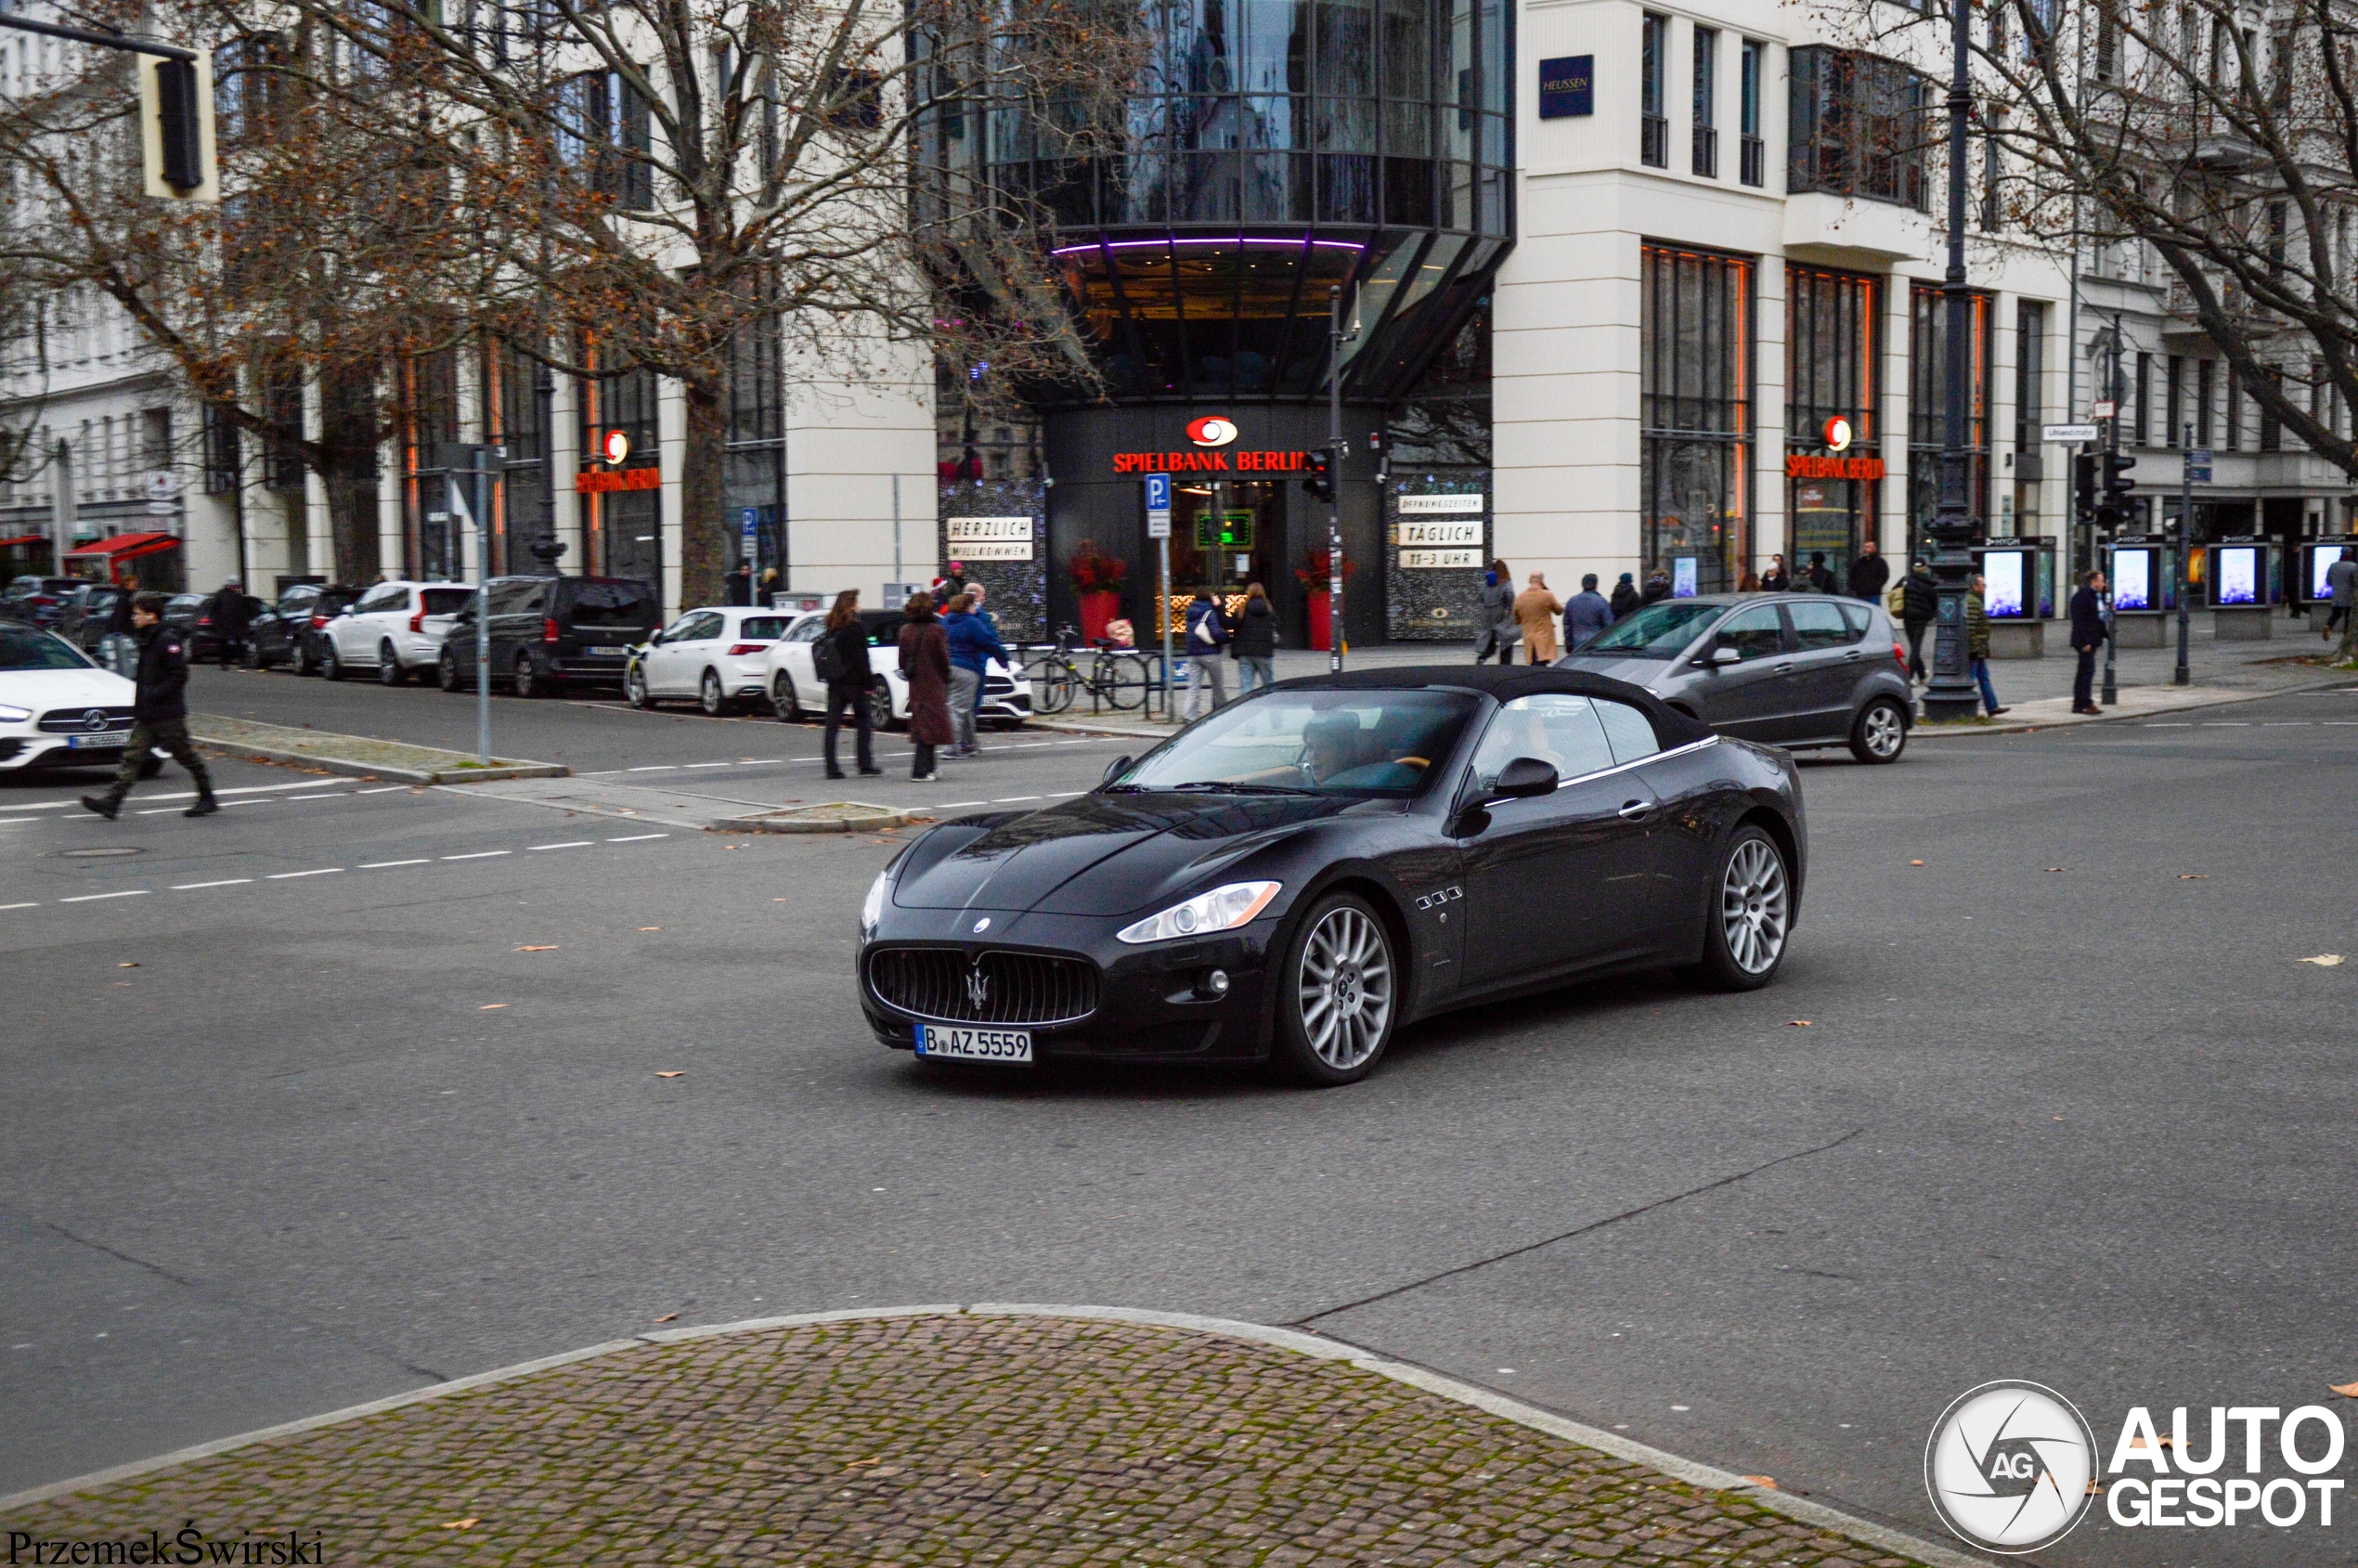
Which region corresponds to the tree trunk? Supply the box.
[680,375,728,611]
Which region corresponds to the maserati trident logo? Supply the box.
[964,964,991,1010]
[1924,1380,2098,1553]
[83,709,111,732]
[1185,416,1238,447]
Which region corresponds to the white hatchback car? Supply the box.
[319,580,474,685]
[764,608,1031,730]
[623,606,794,716]
[0,622,140,772]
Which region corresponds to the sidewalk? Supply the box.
[2,1309,1959,1566]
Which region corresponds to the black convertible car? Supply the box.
[860,667,1806,1085]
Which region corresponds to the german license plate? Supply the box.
[915,1025,1032,1063]
[590,644,628,656]
[66,732,129,748]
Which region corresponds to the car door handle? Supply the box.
[1774,661,1794,674]
[1616,799,1652,821]
[1842,650,1862,662]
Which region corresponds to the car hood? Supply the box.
[891,790,1365,916]
[0,667,137,713]
[1553,654,1684,691]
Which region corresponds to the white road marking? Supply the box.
[0,817,38,824]
[936,800,988,809]
[2326,720,2358,726]
[992,796,1043,803]
[2144,722,2193,728]
[10,778,351,810]
[1047,790,1086,797]
[356,784,409,794]
[605,833,667,842]
[171,878,253,890]
[360,858,431,869]
[2202,721,2252,727]
[684,761,732,769]
[59,889,149,902]
[528,841,592,851]
[0,901,39,910]
[628,765,678,772]
[442,850,510,861]
[266,868,343,880]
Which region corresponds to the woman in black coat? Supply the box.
[1230,582,1277,693]
[813,589,880,780]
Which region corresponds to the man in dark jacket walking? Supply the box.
[1846,539,1890,602]
[2068,568,2108,715]
[206,580,254,666]
[83,593,216,819]
[1900,561,1938,682]
[1472,561,1518,663]
[1563,574,1614,648]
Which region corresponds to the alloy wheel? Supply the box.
[700,670,726,716]
[1719,837,1790,977]
[1294,904,1394,1071]
[625,666,651,708]
[1862,703,1903,758]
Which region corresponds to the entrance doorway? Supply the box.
[1790,478,1870,583]
[598,491,662,592]
[1163,478,1285,637]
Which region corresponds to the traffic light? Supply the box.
[137,51,217,202]
[1302,448,1334,504]
[2074,452,2098,525]
[2096,451,2137,529]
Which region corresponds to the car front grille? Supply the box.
[866,947,1098,1026]
[38,706,135,732]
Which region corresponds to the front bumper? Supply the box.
[0,734,129,770]
[859,906,1282,1063]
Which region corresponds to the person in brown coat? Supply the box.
[1512,574,1564,664]
[897,591,956,781]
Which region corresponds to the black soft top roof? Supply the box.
[1267,663,1715,749]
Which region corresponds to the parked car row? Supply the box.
[625,606,1032,731]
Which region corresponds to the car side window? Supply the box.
[1469,694,1617,788]
[787,618,824,642]
[657,613,702,642]
[1788,601,1855,651]
[356,585,403,615]
[1594,700,1662,765]
[689,612,725,641]
[1836,603,1872,638]
[1716,604,1786,660]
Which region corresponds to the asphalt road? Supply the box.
[6,680,2357,1566]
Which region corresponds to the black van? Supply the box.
[436,575,660,696]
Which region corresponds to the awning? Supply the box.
[0,534,50,549]
[63,532,180,561]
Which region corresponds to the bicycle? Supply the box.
[1019,626,1157,714]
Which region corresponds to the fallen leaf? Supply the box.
[439,1519,477,1530]
[117,962,139,968]
[2086,1480,2106,1496]
[514,945,559,952]
[1788,1020,1812,1028]
[2330,1380,2358,1398]
[2299,954,2344,966]
[2045,867,2065,873]
[478,1004,508,1011]
[2180,874,2209,880]
[1909,860,1924,866]
[1742,1475,1778,1490]
[655,1070,685,1079]
[654,1312,679,1323]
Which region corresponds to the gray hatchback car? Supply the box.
[1554,593,1915,762]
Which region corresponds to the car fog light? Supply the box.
[1198,968,1230,998]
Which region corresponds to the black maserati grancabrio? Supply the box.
[859,665,1806,1085]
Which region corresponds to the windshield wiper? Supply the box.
[1160,780,1322,796]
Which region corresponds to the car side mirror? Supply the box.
[1490,756,1559,800]
[1101,754,1133,787]
[1705,644,1743,667]
[648,631,665,645]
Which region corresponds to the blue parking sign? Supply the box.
[1145,473,1171,511]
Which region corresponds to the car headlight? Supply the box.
[1116,881,1280,945]
[0,704,31,723]
[861,866,891,937]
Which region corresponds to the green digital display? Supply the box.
[1195,512,1256,550]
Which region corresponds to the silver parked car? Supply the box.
[1555,593,1915,762]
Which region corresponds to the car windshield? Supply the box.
[1578,601,1725,657]
[1114,690,1478,798]
[565,580,656,627]
[0,625,97,670]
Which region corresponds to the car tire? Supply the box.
[625,665,654,709]
[772,673,801,723]
[513,654,541,698]
[1269,891,1398,1087]
[699,669,731,717]
[868,677,897,732]
[1686,825,1793,992]
[439,651,464,693]
[240,641,265,670]
[294,641,317,677]
[320,643,344,681]
[1848,696,1908,764]
[378,641,405,686]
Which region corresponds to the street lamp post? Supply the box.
[1922,0,1984,721]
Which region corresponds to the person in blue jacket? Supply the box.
[941,591,1009,757]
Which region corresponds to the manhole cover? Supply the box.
[59,846,144,858]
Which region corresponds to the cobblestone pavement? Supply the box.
[7,1314,1937,1566]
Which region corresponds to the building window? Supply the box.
[201,403,240,495]
[1691,28,1718,177]
[1787,46,1927,209]
[1739,40,1764,187]
[558,70,654,211]
[2011,301,2045,536]
[2134,351,2152,446]
[1641,14,1668,168]
[2196,358,2214,447]
[2223,364,2241,451]
[2260,369,2282,451]
[263,358,305,492]
[1788,265,1880,580]
[1641,243,1753,592]
[1908,284,1992,552]
[1980,113,2002,230]
[2166,355,2183,446]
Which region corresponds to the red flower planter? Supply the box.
[1079,590,1121,645]
[1305,590,1332,652]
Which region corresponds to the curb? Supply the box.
[1910,672,2350,739]
[189,732,571,785]
[1027,716,1180,742]
[710,802,911,834]
[0,1303,1989,1567]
